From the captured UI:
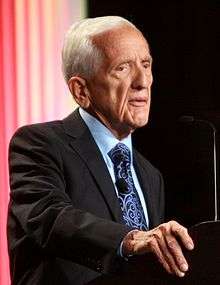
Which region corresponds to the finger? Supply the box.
[165,234,189,274]
[170,221,194,250]
[133,236,172,274]
[156,232,187,277]
[148,238,173,275]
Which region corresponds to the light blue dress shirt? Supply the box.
[79,108,149,228]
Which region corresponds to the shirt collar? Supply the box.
[79,108,133,161]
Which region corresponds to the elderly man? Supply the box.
[8,16,194,285]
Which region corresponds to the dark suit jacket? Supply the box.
[8,109,165,285]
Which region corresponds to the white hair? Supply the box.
[62,16,136,82]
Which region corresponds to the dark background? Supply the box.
[88,1,220,227]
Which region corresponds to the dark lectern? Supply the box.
[88,221,220,285]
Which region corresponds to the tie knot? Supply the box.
[108,143,131,166]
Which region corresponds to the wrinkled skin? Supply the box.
[69,25,152,139]
[68,25,194,277]
[122,221,194,277]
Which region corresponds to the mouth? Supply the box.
[128,98,148,107]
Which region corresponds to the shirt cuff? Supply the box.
[117,238,133,261]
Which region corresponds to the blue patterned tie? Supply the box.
[108,143,148,231]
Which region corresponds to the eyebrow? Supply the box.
[116,55,152,65]
[110,55,153,71]
[143,56,153,63]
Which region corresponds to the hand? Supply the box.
[122,221,194,277]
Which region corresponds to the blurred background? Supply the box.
[0,1,85,284]
[0,1,219,284]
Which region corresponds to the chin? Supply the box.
[134,115,149,128]
[127,119,149,132]
[128,108,150,127]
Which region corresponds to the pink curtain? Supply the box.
[0,1,85,284]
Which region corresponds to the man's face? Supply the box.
[85,25,153,139]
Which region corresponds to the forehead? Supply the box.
[92,26,151,64]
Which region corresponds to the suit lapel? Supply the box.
[62,110,123,223]
[133,151,157,229]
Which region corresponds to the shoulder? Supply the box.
[8,121,67,170]
[10,119,63,148]
[9,109,81,147]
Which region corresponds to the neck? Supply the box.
[84,108,133,140]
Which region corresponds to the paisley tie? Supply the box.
[108,143,148,231]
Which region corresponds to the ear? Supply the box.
[68,76,90,108]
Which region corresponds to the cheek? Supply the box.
[91,77,131,115]
[114,80,131,107]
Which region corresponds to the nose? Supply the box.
[131,66,153,91]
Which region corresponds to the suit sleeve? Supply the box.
[8,125,130,273]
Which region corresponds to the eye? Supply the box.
[143,61,151,69]
[116,63,129,72]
